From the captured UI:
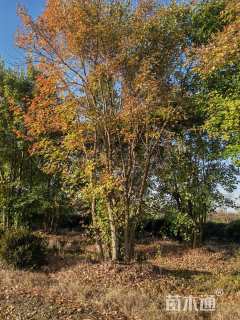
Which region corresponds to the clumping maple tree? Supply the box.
[17,0,189,261]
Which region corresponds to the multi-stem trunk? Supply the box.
[123,149,152,262]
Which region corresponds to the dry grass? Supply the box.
[208,211,240,223]
[1,237,240,319]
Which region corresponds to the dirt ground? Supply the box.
[0,235,240,319]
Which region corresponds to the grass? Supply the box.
[208,211,240,223]
[0,234,240,319]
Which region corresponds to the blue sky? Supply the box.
[0,0,45,67]
[0,0,175,67]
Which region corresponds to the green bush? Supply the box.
[165,210,194,242]
[140,213,194,242]
[202,221,226,241]
[0,228,47,269]
[225,220,240,243]
[139,218,166,238]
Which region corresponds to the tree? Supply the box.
[150,0,240,246]
[17,0,189,261]
[189,0,227,46]
[150,130,237,247]
[0,63,70,230]
[195,0,240,164]
[197,0,240,73]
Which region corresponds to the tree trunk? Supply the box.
[192,228,197,249]
[199,221,204,246]
[2,210,6,230]
[128,224,135,261]
[91,197,104,260]
[124,204,131,262]
[107,200,118,261]
[124,221,135,262]
[3,209,10,230]
[124,224,130,262]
